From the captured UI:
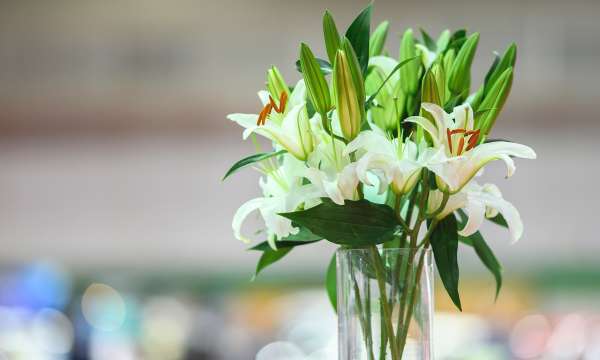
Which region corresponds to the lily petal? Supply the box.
[232,198,263,243]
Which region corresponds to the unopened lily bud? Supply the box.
[340,38,365,112]
[477,67,513,136]
[333,49,361,141]
[267,66,290,101]
[369,21,389,57]
[421,63,445,106]
[323,10,341,64]
[400,29,419,95]
[366,68,401,131]
[448,32,479,95]
[300,43,332,116]
[298,106,314,156]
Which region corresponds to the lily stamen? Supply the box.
[447,128,481,155]
[256,91,288,126]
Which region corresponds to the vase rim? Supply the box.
[336,247,432,255]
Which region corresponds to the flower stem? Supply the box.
[369,245,400,360]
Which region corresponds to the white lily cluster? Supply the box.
[227,75,535,248]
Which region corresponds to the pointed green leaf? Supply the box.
[295,58,332,75]
[323,10,341,64]
[255,247,292,277]
[345,3,372,75]
[370,21,389,56]
[477,67,513,134]
[280,199,399,246]
[222,150,286,180]
[430,215,462,311]
[326,253,337,311]
[457,210,503,299]
[484,43,517,94]
[448,32,479,95]
[483,52,501,88]
[420,28,437,51]
[365,56,418,107]
[487,213,508,227]
[460,231,503,299]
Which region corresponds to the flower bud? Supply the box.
[366,68,402,131]
[300,43,332,116]
[421,62,445,106]
[400,29,419,95]
[448,32,480,95]
[298,106,314,156]
[369,21,389,57]
[333,49,361,141]
[477,67,513,136]
[323,10,341,64]
[267,66,289,101]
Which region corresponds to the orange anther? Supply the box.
[457,137,465,155]
[446,128,453,154]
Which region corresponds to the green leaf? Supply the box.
[254,247,292,277]
[326,253,337,311]
[323,10,341,64]
[365,56,419,108]
[369,21,389,56]
[280,199,399,247]
[222,150,286,180]
[448,32,480,95]
[430,215,462,311]
[483,52,501,89]
[420,28,437,51]
[487,213,508,227]
[295,58,332,75]
[249,226,322,251]
[484,43,516,94]
[345,3,372,75]
[457,209,503,299]
[460,231,503,299]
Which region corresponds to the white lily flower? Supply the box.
[405,102,536,193]
[227,80,315,160]
[344,125,442,195]
[232,154,320,249]
[303,124,360,205]
[428,181,524,243]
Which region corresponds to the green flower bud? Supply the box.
[300,43,332,116]
[400,28,419,95]
[477,67,513,135]
[323,10,341,64]
[340,38,365,113]
[333,49,361,141]
[448,32,480,95]
[421,62,445,106]
[298,106,315,156]
[267,66,290,100]
[366,68,402,131]
[369,21,389,57]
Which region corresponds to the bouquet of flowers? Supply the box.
[225,4,535,358]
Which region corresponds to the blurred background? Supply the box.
[0,0,599,358]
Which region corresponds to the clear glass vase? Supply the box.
[337,248,434,360]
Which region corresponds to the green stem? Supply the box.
[369,246,399,360]
[351,268,376,360]
[397,243,430,353]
